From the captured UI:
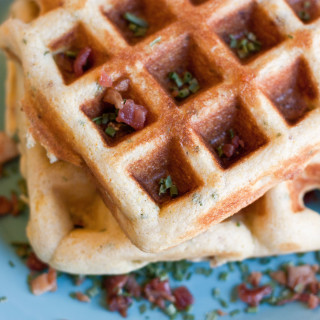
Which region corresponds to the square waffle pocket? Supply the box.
[2,0,320,253]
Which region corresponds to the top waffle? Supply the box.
[2,0,320,252]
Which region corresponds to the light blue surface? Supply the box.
[0,1,320,319]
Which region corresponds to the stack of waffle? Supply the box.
[2,0,320,275]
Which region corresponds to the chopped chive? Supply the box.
[0,297,7,303]
[189,78,200,93]
[211,288,220,297]
[246,306,258,313]
[287,35,293,40]
[123,12,149,28]
[8,260,15,268]
[236,222,241,227]
[219,298,229,308]
[216,145,223,158]
[22,38,27,44]
[229,309,240,317]
[105,126,116,137]
[229,129,234,139]
[150,36,162,47]
[65,50,77,58]
[134,27,148,37]
[165,304,177,316]
[218,272,229,281]
[44,50,50,56]
[170,185,179,197]
[169,72,184,88]
[298,10,311,21]
[183,315,195,320]
[92,116,102,125]
[205,311,218,320]
[229,35,237,48]
[259,257,271,265]
[139,304,147,314]
[228,262,235,272]
[159,176,178,197]
[165,176,173,189]
[183,71,193,84]
[178,88,190,99]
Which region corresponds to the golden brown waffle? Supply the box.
[2,0,320,252]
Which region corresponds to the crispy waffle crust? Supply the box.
[2,0,320,252]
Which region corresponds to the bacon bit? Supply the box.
[26,252,48,272]
[222,144,235,158]
[307,294,319,309]
[308,282,319,295]
[103,88,124,110]
[231,135,244,149]
[114,79,130,92]
[105,275,129,296]
[116,99,148,130]
[144,278,175,309]
[238,283,272,307]
[31,268,57,296]
[107,295,132,317]
[0,132,19,165]
[75,292,91,303]
[74,47,92,77]
[10,192,20,217]
[74,275,86,286]
[217,309,227,316]
[270,270,287,286]
[311,265,319,273]
[125,276,141,298]
[99,70,113,88]
[173,286,194,311]
[287,265,317,291]
[248,272,262,287]
[0,196,13,216]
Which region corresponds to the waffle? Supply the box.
[2,0,320,253]
[6,54,320,275]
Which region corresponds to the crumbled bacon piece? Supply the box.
[173,286,194,311]
[116,99,148,130]
[107,295,132,317]
[75,292,91,303]
[74,47,92,77]
[231,135,244,149]
[308,282,319,295]
[10,192,20,217]
[238,283,272,307]
[270,270,287,286]
[103,88,124,110]
[31,268,57,296]
[125,276,141,298]
[144,278,175,309]
[222,144,235,158]
[217,310,227,316]
[248,272,262,287]
[307,294,319,309]
[0,196,13,216]
[287,265,317,291]
[105,275,129,296]
[26,252,48,272]
[99,70,113,88]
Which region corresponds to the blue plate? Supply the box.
[1,1,320,319]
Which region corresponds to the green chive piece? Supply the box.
[165,176,173,189]
[178,88,190,99]
[211,288,220,297]
[246,306,258,313]
[229,35,237,48]
[299,10,311,21]
[217,145,223,158]
[65,50,77,58]
[229,309,240,317]
[229,129,235,138]
[205,311,218,320]
[219,272,229,281]
[139,304,147,314]
[183,315,195,320]
[260,257,271,265]
[0,297,7,303]
[170,185,179,197]
[105,126,116,137]
[183,71,193,84]
[169,72,184,88]
[219,298,229,308]
[9,260,15,268]
[134,27,148,37]
[92,116,102,125]
[123,12,149,28]
[189,78,200,93]
[165,304,177,316]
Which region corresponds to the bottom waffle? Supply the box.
[6,57,320,275]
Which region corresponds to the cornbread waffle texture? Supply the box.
[2,0,320,253]
[7,53,320,275]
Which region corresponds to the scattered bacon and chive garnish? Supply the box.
[298,1,311,21]
[159,175,179,197]
[169,71,200,100]
[123,12,149,37]
[92,71,148,137]
[216,129,245,159]
[229,31,262,59]
[55,46,93,78]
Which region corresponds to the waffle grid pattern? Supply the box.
[2,0,320,252]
